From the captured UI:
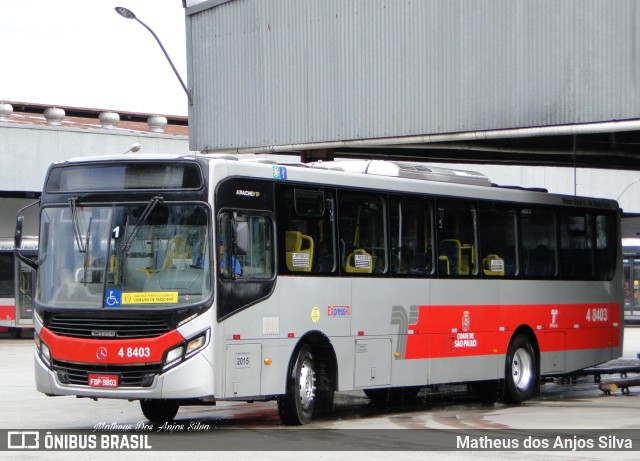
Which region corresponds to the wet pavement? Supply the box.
[1,327,639,459]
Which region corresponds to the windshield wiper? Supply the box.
[69,197,86,253]
[122,195,163,254]
[82,217,93,286]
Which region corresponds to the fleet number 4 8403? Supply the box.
[586,307,608,322]
[117,347,151,358]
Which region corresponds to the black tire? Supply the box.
[140,399,179,424]
[278,345,317,425]
[504,334,538,403]
[363,387,420,404]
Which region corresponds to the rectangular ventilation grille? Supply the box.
[47,316,171,339]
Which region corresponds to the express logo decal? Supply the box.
[327,306,350,318]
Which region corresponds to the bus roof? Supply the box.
[48,154,619,211]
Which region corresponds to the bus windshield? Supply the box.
[37,202,211,309]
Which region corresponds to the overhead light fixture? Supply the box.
[114,7,192,104]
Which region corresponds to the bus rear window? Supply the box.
[45,163,202,192]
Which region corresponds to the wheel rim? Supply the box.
[512,347,533,391]
[298,357,316,410]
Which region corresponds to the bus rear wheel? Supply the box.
[278,345,316,425]
[140,399,179,424]
[504,334,538,403]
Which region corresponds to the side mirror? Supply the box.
[14,215,24,250]
[15,202,39,271]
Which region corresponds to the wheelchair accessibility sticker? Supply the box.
[104,290,179,306]
[104,290,122,308]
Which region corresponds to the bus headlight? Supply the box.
[186,335,206,355]
[163,329,209,371]
[34,332,51,368]
[165,345,185,367]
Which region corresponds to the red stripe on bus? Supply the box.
[0,305,15,322]
[405,302,620,359]
[39,328,185,365]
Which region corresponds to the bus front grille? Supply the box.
[47,316,171,339]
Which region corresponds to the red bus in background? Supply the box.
[0,193,40,338]
[0,237,37,337]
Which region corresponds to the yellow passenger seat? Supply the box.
[285,231,314,272]
[345,248,373,273]
[482,254,505,276]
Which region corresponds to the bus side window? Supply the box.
[436,200,479,277]
[521,208,557,278]
[338,192,387,275]
[218,212,273,280]
[479,204,518,277]
[559,212,594,279]
[390,196,434,276]
[276,187,337,275]
[594,214,616,280]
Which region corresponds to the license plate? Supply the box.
[88,374,119,388]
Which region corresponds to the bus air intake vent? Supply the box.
[47,316,171,339]
[310,160,491,186]
[366,161,492,186]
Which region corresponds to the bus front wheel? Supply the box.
[504,334,538,403]
[278,344,317,425]
[140,399,179,424]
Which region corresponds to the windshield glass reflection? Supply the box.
[38,203,211,309]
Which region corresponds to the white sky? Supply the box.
[0,0,189,116]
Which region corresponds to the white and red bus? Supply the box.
[17,155,622,425]
[0,238,37,337]
[1,193,39,338]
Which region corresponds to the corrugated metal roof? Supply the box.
[186,0,640,152]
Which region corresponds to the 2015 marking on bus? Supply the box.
[235,352,250,369]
